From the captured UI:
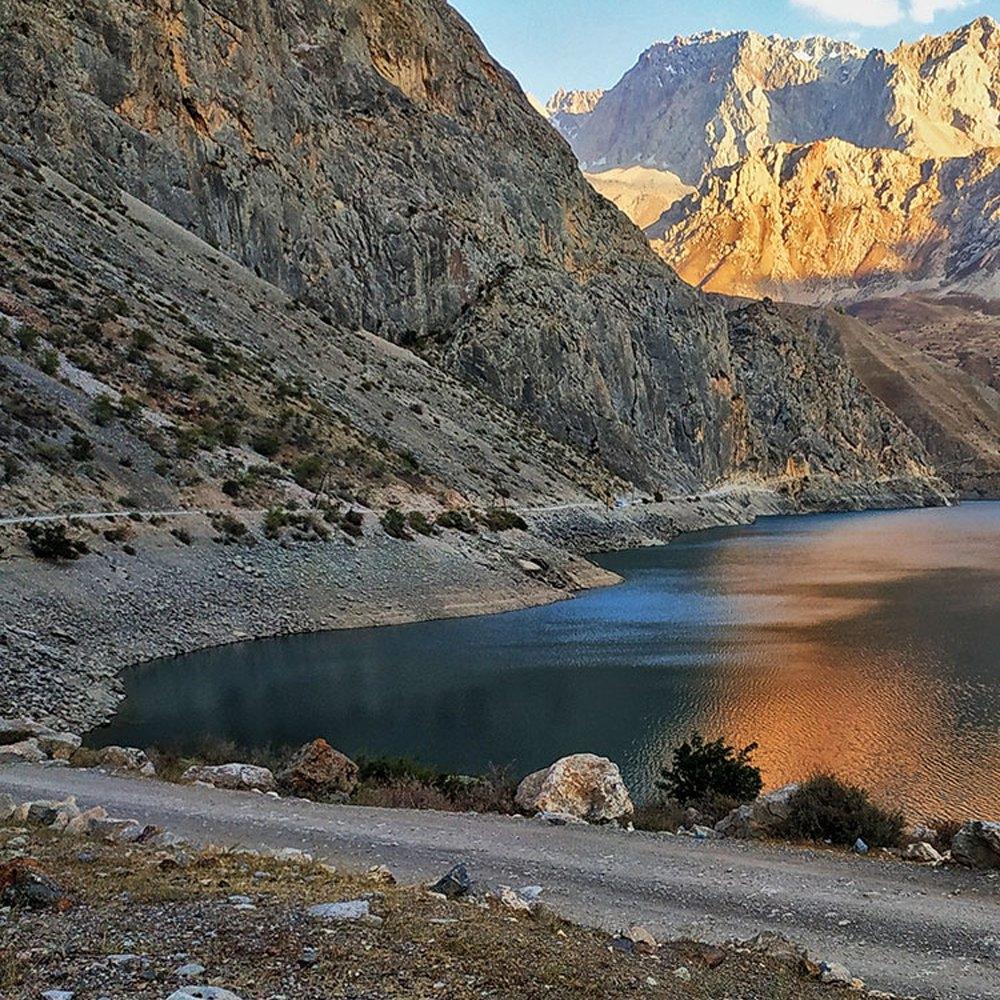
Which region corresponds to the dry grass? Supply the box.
[0,828,877,1000]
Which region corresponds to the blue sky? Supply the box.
[450,0,996,99]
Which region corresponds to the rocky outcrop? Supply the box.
[277,740,358,798]
[583,166,693,230]
[515,754,634,824]
[780,303,1000,498]
[950,820,1000,869]
[181,763,277,793]
[715,784,798,839]
[650,142,1000,301]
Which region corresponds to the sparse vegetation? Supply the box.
[380,507,411,540]
[23,522,89,561]
[67,433,94,462]
[778,774,904,848]
[436,508,478,533]
[656,732,763,807]
[480,507,527,531]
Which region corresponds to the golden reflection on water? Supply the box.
[642,510,1000,820]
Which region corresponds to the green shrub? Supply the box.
[212,513,249,542]
[436,509,478,534]
[406,511,435,536]
[91,394,116,426]
[291,454,325,490]
[480,508,527,531]
[38,349,59,376]
[380,508,411,540]
[67,433,94,462]
[778,774,904,848]
[339,509,364,538]
[24,522,89,561]
[656,732,762,806]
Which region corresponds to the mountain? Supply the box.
[0,0,944,513]
[550,18,1000,301]
[649,141,1000,300]
[583,166,693,229]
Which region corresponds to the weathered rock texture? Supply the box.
[0,0,944,498]
[554,18,999,182]
[553,19,1000,302]
[278,739,359,798]
[515,753,634,824]
[650,142,1000,301]
[950,820,1000,869]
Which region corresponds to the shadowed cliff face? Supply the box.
[0,0,942,496]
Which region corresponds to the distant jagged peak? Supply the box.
[637,27,868,65]
[545,87,605,117]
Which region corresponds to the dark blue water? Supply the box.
[93,503,1000,820]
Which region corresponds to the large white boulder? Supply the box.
[515,753,633,824]
[181,763,277,793]
[951,820,1000,869]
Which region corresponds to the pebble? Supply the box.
[307,899,370,921]
[673,966,691,981]
[175,963,206,979]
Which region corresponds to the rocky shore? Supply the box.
[0,477,946,738]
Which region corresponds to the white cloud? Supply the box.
[791,0,904,28]
[908,0,971,24]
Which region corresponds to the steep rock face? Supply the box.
[833,17,1000,160]
[0,0,941,496]
[778,304,1000,498]
[650,141,1000,300]
[553,18,999,304]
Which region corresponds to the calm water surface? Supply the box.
[94,503,1000,820]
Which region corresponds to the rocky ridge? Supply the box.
[552,17,1000,302]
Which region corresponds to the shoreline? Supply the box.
[0,477,946,737]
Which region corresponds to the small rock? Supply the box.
[0,858,71,910]
[41,991,74,1000]
[624,924,657,954]
[904,841,943,864]
[167,990,245,1000]
[673,966,691,981]
[180,763,276,792]
[819,960,856,986]
[951,820,1000,869]
[298,948,319,967]
[307,899,370,921]
[175,963,206,979]
[852,838,869,854]
[96,746,156,776]
[430,863,472,899]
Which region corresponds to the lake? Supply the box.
[92,502,1000,821]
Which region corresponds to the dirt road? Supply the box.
[1,763,996,999]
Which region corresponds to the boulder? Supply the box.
[515,754,633,824]
[97,746,156,776]
[0,718,46,745]
[277,739,358,797]
[1,738,46,762]
[37,732,81,760]
[181,763,276,793]
[904,841,943,865]
[951,820,1000,869]
[714,783,799,839]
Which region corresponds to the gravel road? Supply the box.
[1,763,996,999]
